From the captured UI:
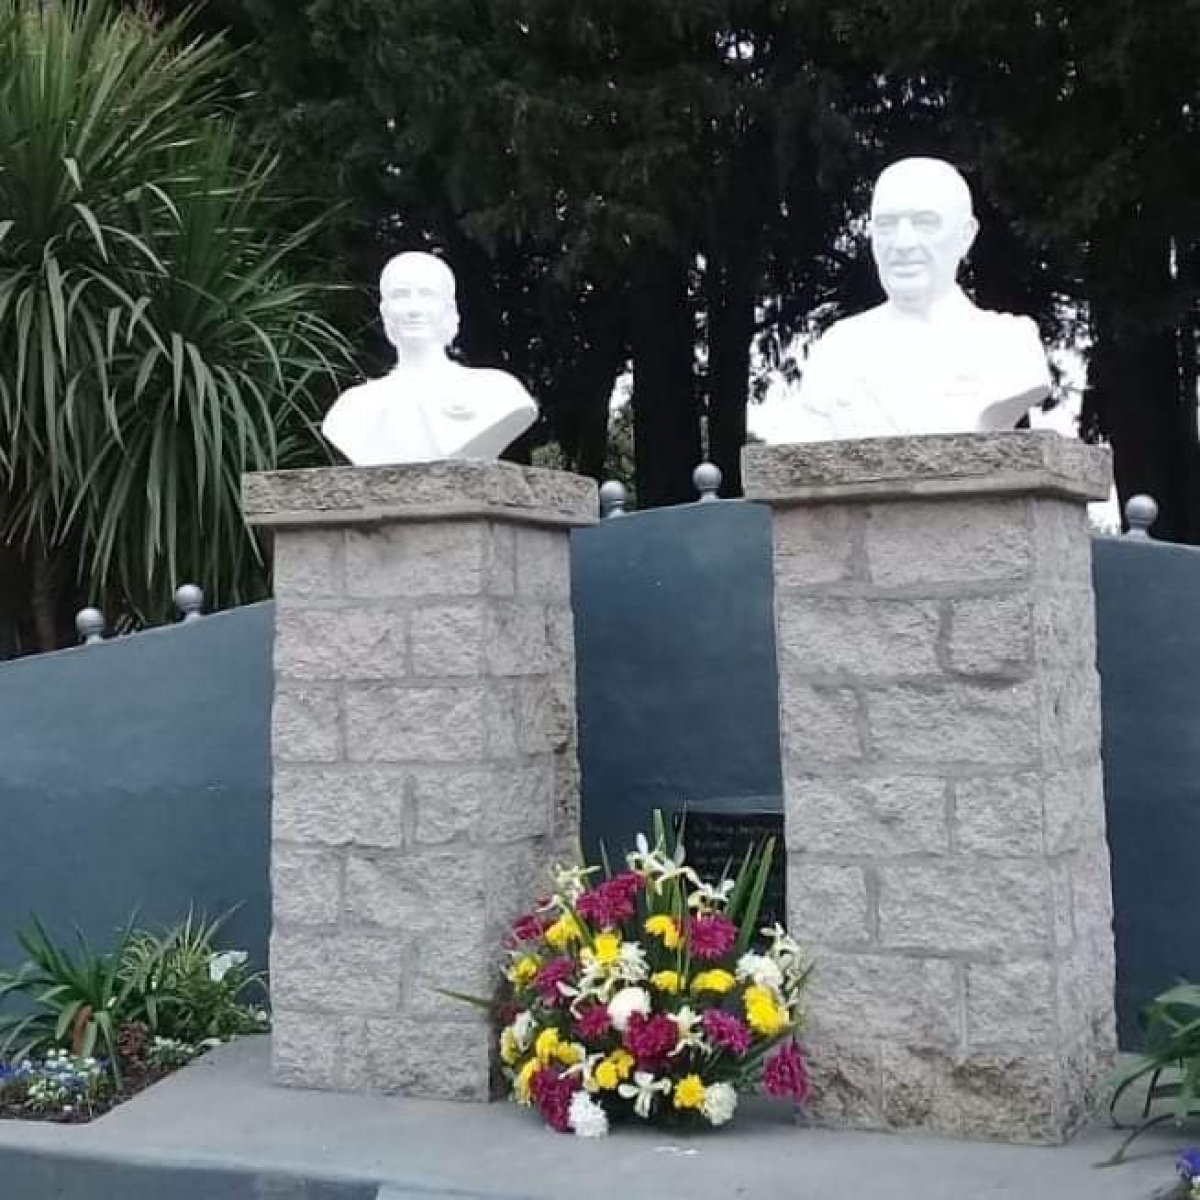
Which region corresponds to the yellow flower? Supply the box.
[644,915,681,950]
[545,914,581,950]
[514,1058,537,1105]
[593,932,622,966]
[673,1074,706,1110]
[744,985,788,1037]
[555,1041,583,1066]
[594,1060,619,1091]
[609,1048,635,1081]
[651,970,682,995]
[534,1027,561,1065]
[500,1028,520,1065]
[691,969,736,995]
[507,955,540,987]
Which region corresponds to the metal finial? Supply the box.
[693,462,723,502]
[174,583,205,622]
[599,480,629,519]
[75,607,106,645]
[1124,494,1158,539]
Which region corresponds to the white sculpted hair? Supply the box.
[872,156,974,219]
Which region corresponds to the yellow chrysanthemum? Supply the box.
[555,1041,583,1066]
[673,1074,706,1110]
[691,969,736,994]
[644,914,681,949]
[594,1060,619,1091]
[507,955,540,987]
[500,1028,520,1065]
[535,1027,561,1065]
[514,1058,537,1105]
[609,1049,635,1080]
[744,984,788,1037]
[593,932,622,966]
[544,914,581,950]
[651,970,682,995]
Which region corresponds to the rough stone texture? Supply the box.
[243,460,598,531]
[747,433,1117,1144]
[249,462,590,1101]
[743,431,1111,506]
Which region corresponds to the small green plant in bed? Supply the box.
[1106,982,1200,1164]
[0,910,267,1122]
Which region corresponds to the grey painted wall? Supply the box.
[0,604,272,977]
[1093,537,1200,1045]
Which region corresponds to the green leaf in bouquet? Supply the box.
[734,836,777,956]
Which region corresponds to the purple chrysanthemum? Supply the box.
[763,1040,811,1103]
[1178,1147,1200,1182]
[533,957,574,1006]
[702,1009,752,1056]
[687,914,737,961]
[575,1005,612,1041]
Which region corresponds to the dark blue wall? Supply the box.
[0,605,272,976]
[572,501,783,861]
[1093,537,1200,1045]
[1,512,1196,1052]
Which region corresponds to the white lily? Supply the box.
[614,941,649,983]
[617,1070,672,1119]
[688,878,736,913]
[552,863,599,902]
[670,1005,705,1055]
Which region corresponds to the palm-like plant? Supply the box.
[0,0,353,644]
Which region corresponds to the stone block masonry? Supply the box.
[243,461,597,1100]
[743,432,1117,1144]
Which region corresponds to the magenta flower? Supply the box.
[530,1067,577,1133]
[533,957,574,1006]
[623,1012,678,1069]
[575,1005,612,1041]
[508,912,550,946]
[575,873,642,928]
[687,914,737,961]
[702,1009,752,1056]
[763,1040,811,1103]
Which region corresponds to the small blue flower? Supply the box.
[1177,1147,1200,1181]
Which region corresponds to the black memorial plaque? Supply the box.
[674,809,786,934]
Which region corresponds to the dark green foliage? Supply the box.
[0,0,355,654]
[1106,982,1200,1161]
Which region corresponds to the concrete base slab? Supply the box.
[0,1037,1184,1200]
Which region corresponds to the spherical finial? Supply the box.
[75,607,106,645]
[693,462,723,502]
[599,480,629,519]
[175,583,205,621]
[1125,494,1159,539]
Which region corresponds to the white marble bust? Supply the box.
[322,252,537,466]
[791,157,1051,441]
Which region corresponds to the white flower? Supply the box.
[617,1070,672,1119]
[736,952,784,991]
[552,863,599,902]
[626,833,694,893]
[688,878,735,912]
[568,1090,610,1137]
[614,941,649,983]
[208,950,248,984]
[670,1005,704,1054]
[702,1081,738,1126]
[607,986,651,1032]
[512,1010,535,1050]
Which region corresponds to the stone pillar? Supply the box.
[743,433,1117,1144]
[242,461,596,1100]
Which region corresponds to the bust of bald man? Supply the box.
[792,157,1051,442]
[322,252,538,466]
